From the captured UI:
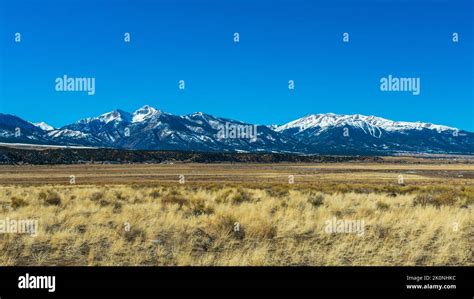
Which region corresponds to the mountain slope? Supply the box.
[32,122,55,131]
[275,114,472,154]
[0,114,52,145]
[0,108,472,155]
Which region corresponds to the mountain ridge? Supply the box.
[1,105,472,155]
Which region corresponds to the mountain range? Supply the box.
[1,105,473,155]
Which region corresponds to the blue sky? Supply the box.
[1,0,473,131]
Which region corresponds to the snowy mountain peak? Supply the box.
[190,112,205,117]
[97,109,132,124]
[266,124,279,130]
[132,105,160,123]
[33,122,55,131]
[2,108,471,155]
[186,112,216,120]
[75,109,131,125]
[275,113,457,135]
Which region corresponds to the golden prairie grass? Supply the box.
[0,183,472,266]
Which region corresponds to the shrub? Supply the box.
[231,189,252,205]
[431,192,457,207]
[413,193,432,206]
[162,195,189,208]
[120,227,146,243]
[11,197,28,209]
[209,214,238,236]
[191,228,215,253]
[76,224,87,234]
[266,186,289,198]
[149,189,161,199]
[113,202,122,213]
[114,191,126,200]
[42,191,62,206]
[413,192,457,207]
[308,194,324,207]
[215,189,233,204]
[99,199,111,207]
[90,192,104,201]
[38,191,48,200]
[190,198,214,216]
[375,201,390,211]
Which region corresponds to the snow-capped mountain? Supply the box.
[45,106,294,152]
[32,122,55,131]
[276,113,471,154]
[275,113,456,137]
[132,105,160,123]
[0,107,472,155]
[0,114,50,144]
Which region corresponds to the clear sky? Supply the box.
[1,0,473,131]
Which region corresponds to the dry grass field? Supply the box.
[0,159,472,266]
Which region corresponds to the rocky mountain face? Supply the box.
[274,114,473,155]
[1,106,472,155]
